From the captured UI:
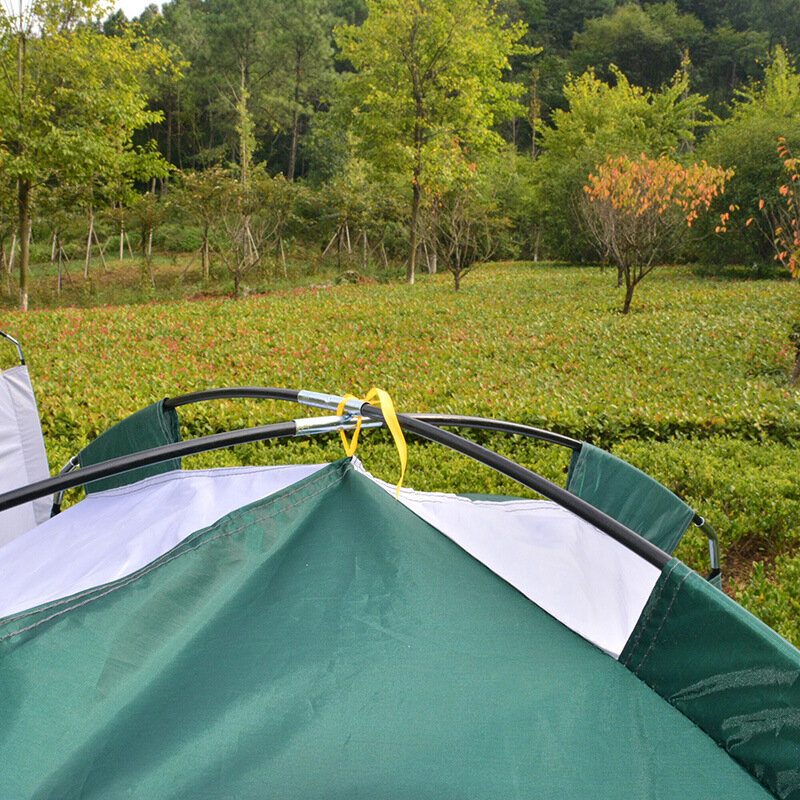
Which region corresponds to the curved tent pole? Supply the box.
[0,330,25,365]
[165,387,718,571]
[0,396,671,570]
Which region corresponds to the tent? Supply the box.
[0,334,798,799]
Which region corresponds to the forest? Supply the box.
[0,0,798,313]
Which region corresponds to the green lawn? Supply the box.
[3,262,799,643]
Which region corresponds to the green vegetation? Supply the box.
[2,263,798,642]
[2,0,800,313]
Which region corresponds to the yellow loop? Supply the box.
[337,388,408,495]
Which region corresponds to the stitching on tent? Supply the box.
[0,468,346,634]
[622,560,678,668]
[633,570,691,676]
[86,463,324,499]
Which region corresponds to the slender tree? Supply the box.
[336,0,528,284]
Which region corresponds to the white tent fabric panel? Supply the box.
[0,461,660,658]
[0,365,51,547]
[0,464,324,618]
[356,462,661,658]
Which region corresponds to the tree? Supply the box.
[533,66,708,260]
[174,167,229,280]
[699,47,800,269]
[335,0,528,284]
[541,0,616,48]
[270,0,337,181]
[429,174,508,289]
[0,1,172,309]
[741,138,800,385]
[571,3,705,90]
[582,153,731,312]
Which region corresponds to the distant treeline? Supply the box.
[128,0,800,175]
[1,0,800,309]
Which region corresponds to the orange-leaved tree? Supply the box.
[744,137,800,383]
[582,154,732,313]
[743,138,800,280]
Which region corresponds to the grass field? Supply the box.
[2,261,799,643]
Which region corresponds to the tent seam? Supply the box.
[633,570,692,676]
[83,463,323,499]
[622,560,678,668]
[0,467,346,632]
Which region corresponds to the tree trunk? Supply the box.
[287,50,302,181]
[287,109,300,182]
[119,222,125,261]
[408,180,421,285]
[17,178,31,311]
[202,224,210,280]
[621,273,635,314]
[84,206,94,279]
[453,269,461,291]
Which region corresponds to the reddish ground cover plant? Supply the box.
[583,154,732,313]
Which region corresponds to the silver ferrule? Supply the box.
[297,390,364,416]
[294,414,383,437]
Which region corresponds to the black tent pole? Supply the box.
[0,400,670,569]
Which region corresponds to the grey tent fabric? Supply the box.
[0,365,50,547]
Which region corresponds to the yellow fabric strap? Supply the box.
[337,388,407,495]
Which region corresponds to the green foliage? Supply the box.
[3,262,797,640]
[736,557,800,646]
[698,48,800,269]
[533,67,709,260]
[571,2,705,90]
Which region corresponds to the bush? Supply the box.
[736,557,800,646]
[696,47,800,269]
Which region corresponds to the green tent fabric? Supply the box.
[567,443,694,554]
[0,460,774,799]
[79,400,181,494]
[621,559,800,800]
